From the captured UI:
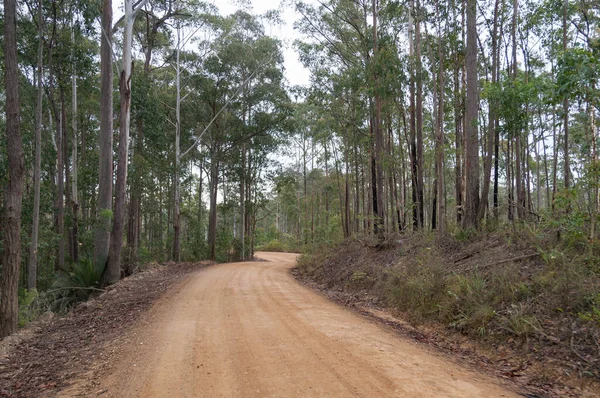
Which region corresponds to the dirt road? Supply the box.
[99,252,517,398]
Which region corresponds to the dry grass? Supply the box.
[296,226,600,384]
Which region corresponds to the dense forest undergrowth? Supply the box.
[296,222,600,394]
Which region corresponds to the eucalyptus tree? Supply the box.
[295,0,388,235]
[104,0,150,285]
[127,0,210,266]
[94,0,113,274]
[463,0,480,228]
[1,0,24,338]
[29,0,45,291]
[193,11,290,260]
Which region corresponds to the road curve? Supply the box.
[99,252,517,398]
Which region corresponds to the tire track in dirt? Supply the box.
[96,252,519,398]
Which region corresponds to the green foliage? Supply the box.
[453,227,477,242]
[541,190,589,249]
[300,225,600,348]
[500,304,541,338]
[386,260,447,320]
[258,239,286,252]
[348,270,375,290]
[579,293,600,327]
[48,260,103,313]
[18,289,40,327]
[556,48,600,106]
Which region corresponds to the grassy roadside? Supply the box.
[295,226,600,396]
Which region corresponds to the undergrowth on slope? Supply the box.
[18,260,105,325]
[296,222,600,378]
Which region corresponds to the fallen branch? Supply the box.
[468,253,540,272]
[488,253,540,266]
[571,335,595,364]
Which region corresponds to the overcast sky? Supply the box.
[215,0,311,87]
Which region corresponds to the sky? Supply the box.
[214,0,312,87]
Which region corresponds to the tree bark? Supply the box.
[208,153,219,261]
[435,13,446,236]
[513,0,525,219]
[415,0,425,229]
[71,23,79,264]
[29,0,44,291]
[56,86,65,270]
[173,22,182,262]
[409,3,419,229]
[1,0,24,338]
[463,0,480,229]
[105,0,134,285]
[562,0,570,189]
[95,0,114,273]
[479,0,500,222]
[454,2,463,224]
[372,0,385,237]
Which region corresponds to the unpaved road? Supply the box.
[99,252,517,398]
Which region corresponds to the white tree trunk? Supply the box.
[105,0,136,284]
[173,20,182,262]
[71,21,79,263]
[28,0,43,291]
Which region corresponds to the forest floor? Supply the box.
[0,260,212,397]
[74,252,515,397]
[294,234,600,398]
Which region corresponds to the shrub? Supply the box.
[46,259,103,313]
[18,289,40,327]
[258,239,286,252]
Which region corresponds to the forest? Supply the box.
[0,0,599,350]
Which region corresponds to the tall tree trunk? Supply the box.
[542,106,551,207]
[415,0,425,229]
[56,87,65,270]
[173,23,182,262]
[513,0,525,219]
[479,0,500,222]
[1,0,24,338]
[344,134,351,238]
[240,144,246,259]
[454,7,463,224]
[372,0,385,236]
[353,135,360,234]
[94,0,114,273]
[463,0,480,228]
[105,0,135,285]
[71,24,79,264]
[551,105,559,209]
[62,88,72,262]
[562,0,570,189]
[409,3,419,229]
[493,50,500,218]
[435,18,446,236]
[29,0,44,291]
[208,155,219,261]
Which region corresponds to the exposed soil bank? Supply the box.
[294,234,600,398]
